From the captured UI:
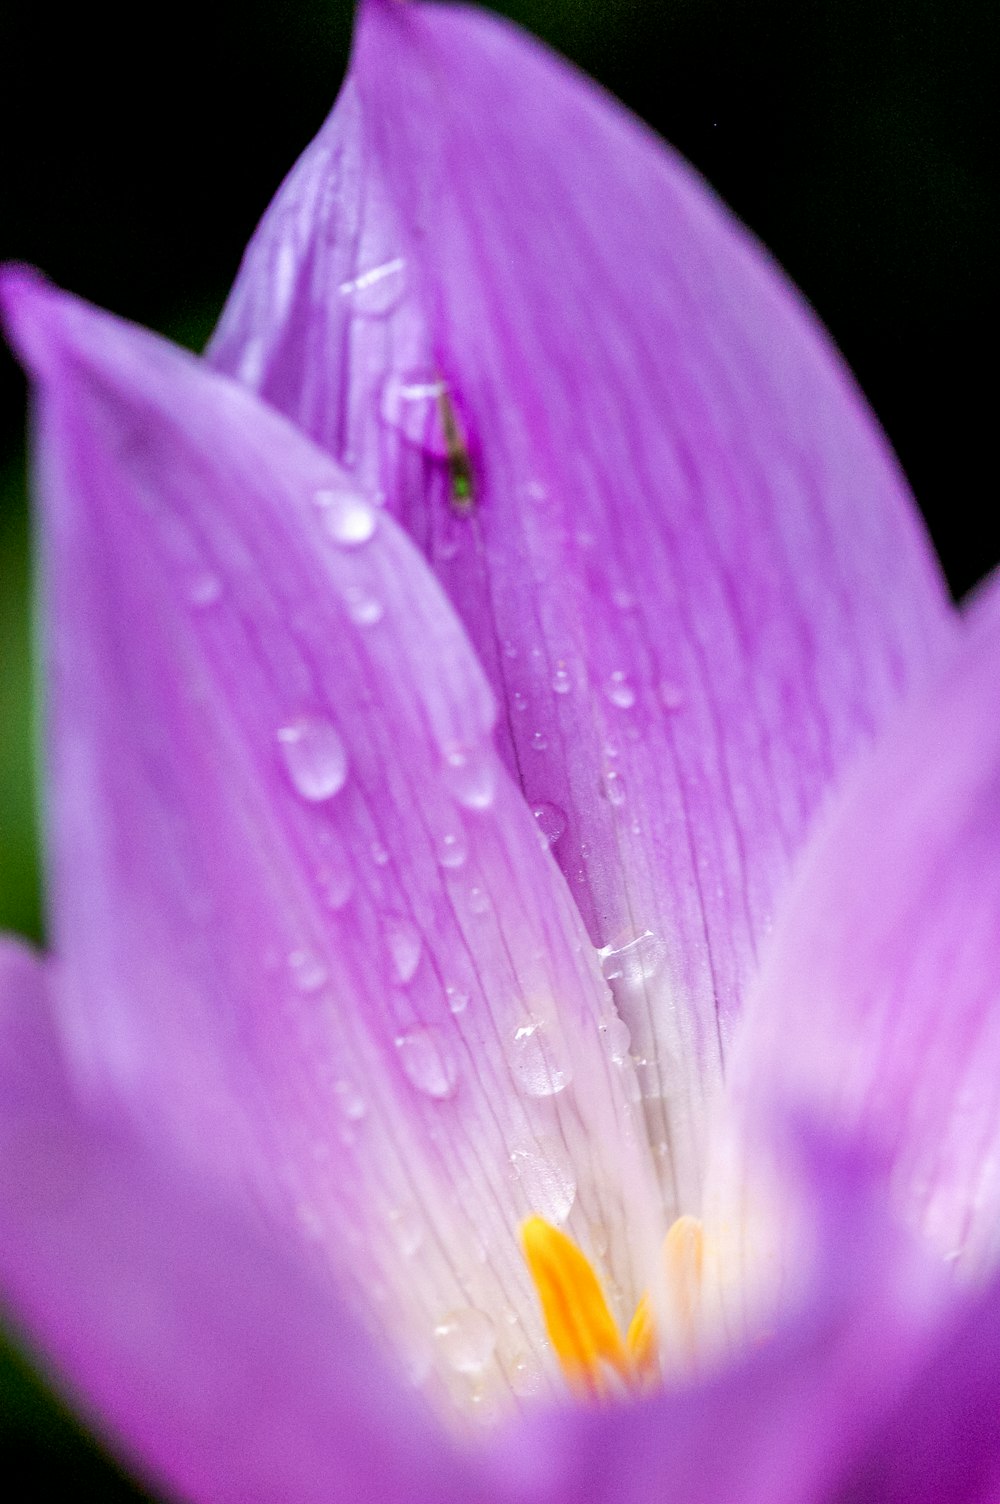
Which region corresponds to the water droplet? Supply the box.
[604,670,636,710]
[446,984,469,1015]
[508,1137,576,1223]
[507,1018,572,1097]
[317,861,354,911]
[551,665,572,695]
[380,372,448,456]
[288,947,328,993]
[598,930,666,986]
[277,716,348,801]
[467,885,490,916]
[313,487,378,546]
[658,680,686,712]
[370,840,390,867]
[598,1015,633,1063]
[511,1352,543,1398]
[384,917,422,983]
[333,1078,367,1122]
[433,1308,496,1375]
[511,690,528,713]
[502,639,519,660]
[436,828,468,870]
[395,1026,458,1099]
[343,583,384,625]
[388,1204,424,1258]
[603,769,627,807]
[442,743,496,811]
[530,730,548,752]
[338,256,406,315]
[188,570,222,607]
[532,801,567,847]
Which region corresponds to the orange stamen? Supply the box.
[520,1217,627,1398]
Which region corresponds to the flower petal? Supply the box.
[0,936,487,1504]
[729,571,1000,1276]
[2,269,659,1413]
[209,0,954,1215]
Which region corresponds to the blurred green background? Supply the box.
[0,0,996,1494]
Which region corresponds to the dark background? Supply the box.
[0,0,996,1495]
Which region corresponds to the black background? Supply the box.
[0,0,996,1495]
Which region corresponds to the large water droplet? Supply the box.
[338,256,406,315]
[384,917,423,984]
[508,1137,576,1223]
[507,1018,573,1097]
[313,487,378,547]
[532,801,567,847]
[277,716,348,801]
[604,670,636,709]
[433,1308,497,1375]
[598,1015,633,1064]
[288,947,328,993]
[442,743,496,811]
[598,930,666,986]
[395,1026,458,1099]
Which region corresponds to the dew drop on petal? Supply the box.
[333,1079,367,1122]
[388,1205,425,1259]
[604,670,636,709]
[532,801,567,847]
[507,1018,573,1097]
[277,716,348,801]
[288,947,328,993]
[467,885,490,916]
[530,730,548,752]
[395,1026,458,1099]
[511,1352,543,1398]
[313,487,378,547]
[442,743,497,811]
[343,583,384,625]
[433,1309,497,1375]
[338,256,407,315]
[551,665,572,696]
[603,769,627,807]
[598,1015,633,1063]
[445,984,469,1015]
[384,917,423,983]
[371,840,391,867]
[436,827,468,870]
[598,930,666,986]
[508,1138,576,1224]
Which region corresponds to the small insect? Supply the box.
[437,386,475,515]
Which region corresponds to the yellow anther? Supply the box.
[521,1213,706,1399]
[520,1217,627,1398]
[663,1213,704,1359]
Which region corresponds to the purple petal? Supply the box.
[0,936,488,1504]
[730,570,1000,1276]
[209,0,954,1216]
[2,268,660,1413]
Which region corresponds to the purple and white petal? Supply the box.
[2,269,660,1419]
[210,0,954,1220]
[728,570,1000,1278]
[0,937,492,1504]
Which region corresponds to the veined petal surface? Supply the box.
[0,938,489,1504]
[730,571,1000,1278]
[210,0,953,1217]
[2,270,659,1419]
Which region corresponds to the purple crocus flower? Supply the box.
[2,1,1000,1499]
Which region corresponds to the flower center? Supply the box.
[521,1213,704,1398]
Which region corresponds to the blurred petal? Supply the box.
[210,0,954,1216]
[2,269,659,1414]
[730,570,1000,1276]
[0,937,488,1504]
